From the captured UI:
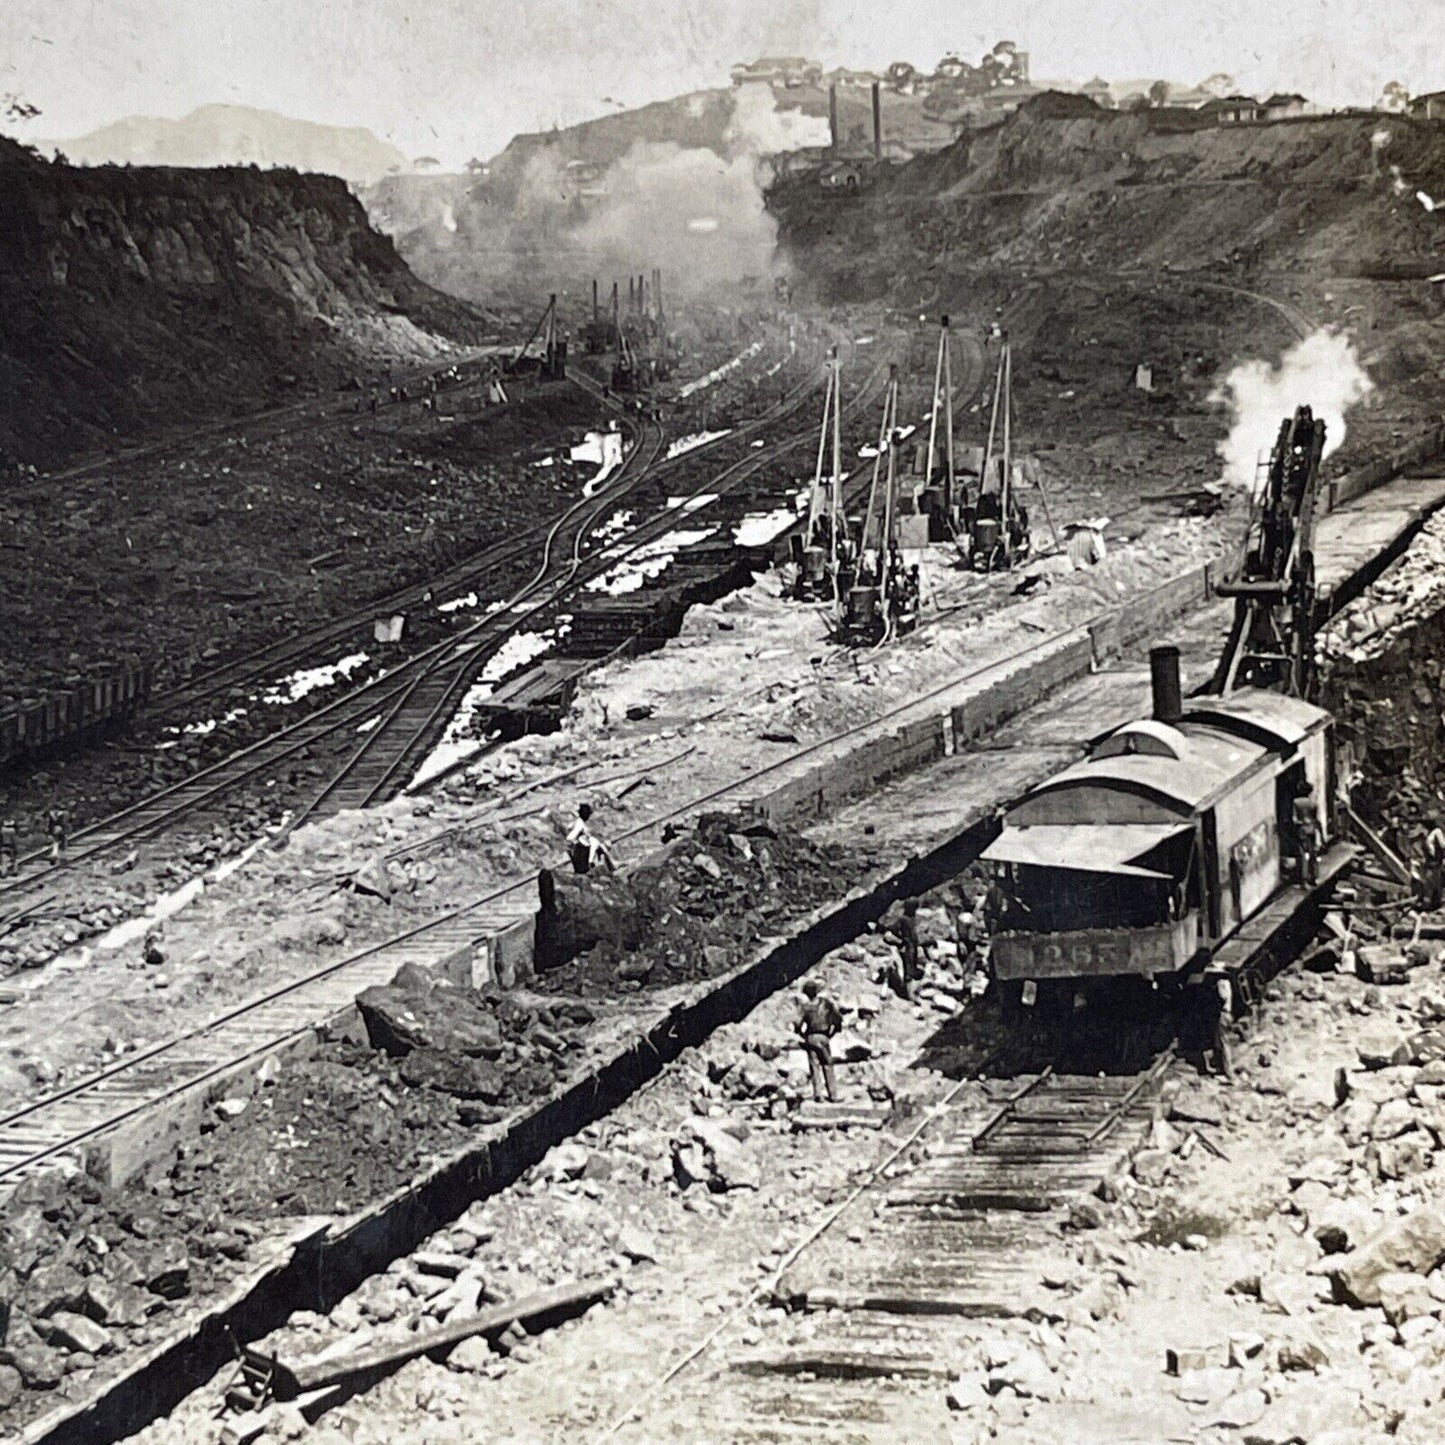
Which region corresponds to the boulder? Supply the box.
[617,954,655,983]
[1370,1097,1420,1141]
[1378,1134,1433,1180]
[539,1144,590,1182]
[445,1335,494,1374]
[1132,1149,1173,1187]
[355,985,503,1059]
[691,1120,761,1191]
[990,1349,1055,1401]
[615,1226,657,1264]
[21,1262,87,1319]
[128,1238,189,1299]
[0,1317,64,1389]
[1068,1199,1108,1231]
[1260,1272,1321,1317]
[350,859,397,902]
[727,1056,779,1099]
[1166,1343,1227,1374]
[1321,1204,1445,1306]
[0,1363,20,1411]
[1310,1198,1377,1256]
[39,1311,113,1356]
[1377,1272,1438,1326]
[1276,1336,1330,1371]
[1359,1033,1413,1069]
[81,1279,156,1328]
[398,1049,506,1101]
[1408,1030,1445,1065]
[671,1143,709,1191]
[1168,1087,1224,1127]
[1211,1387,1268,1429]
[1359,945,1412,986]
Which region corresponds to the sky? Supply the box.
[3,0,1443,167]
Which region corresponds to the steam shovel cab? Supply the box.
[982,651,1335,1012]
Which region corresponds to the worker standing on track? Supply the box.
[796,979,841,1103]
[1421,817,1445,911]
[0,816,18,877]
[44,806,68,862]
[566,803,616,877]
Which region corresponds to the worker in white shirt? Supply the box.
[565,802,616,876]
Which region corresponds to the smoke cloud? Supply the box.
[1211,329,1373,494]
[556,87,829,292]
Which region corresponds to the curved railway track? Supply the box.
[0,345,833,903]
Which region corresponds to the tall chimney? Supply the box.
[592,279,599,324]
[1149,646,1183,725]
[828,84,839,151]
[871,81,882,163]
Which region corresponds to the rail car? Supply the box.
[0,662,152,770]
[981,646,1336,1009]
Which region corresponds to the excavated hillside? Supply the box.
[0,138,489,470]
[773,99,1445,292]
[771,97,1445,473]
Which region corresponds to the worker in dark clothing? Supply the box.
[0,817,17,877]
[1196,967,1235,1080]
[980,877,1011,936]
[796,979,841,1103]
[44,807,68,862]
[1292,790,1322,886]
[1422,817,1445,911]
[891,899,922,1001]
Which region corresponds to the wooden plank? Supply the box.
[268,1276,618,1399]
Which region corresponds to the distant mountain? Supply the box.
[49,104,409,185]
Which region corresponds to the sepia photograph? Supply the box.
[1,1,1445,1439]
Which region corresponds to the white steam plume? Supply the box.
[1211,329,1373,494]
[725,84,831,157]
[564,89,830,292]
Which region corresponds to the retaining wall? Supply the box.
[1323,426,1445,514]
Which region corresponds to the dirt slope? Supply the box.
[772,99,1445,294]
[0,138,489,470]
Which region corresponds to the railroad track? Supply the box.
[0,558,1145,1196]
[0,345,831,901]
[148,336,797,725]
[289,346,894,823]
[596,1050,1178,1443]
[0,338,924,1191]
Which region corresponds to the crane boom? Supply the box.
[1211,405,1327,698]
